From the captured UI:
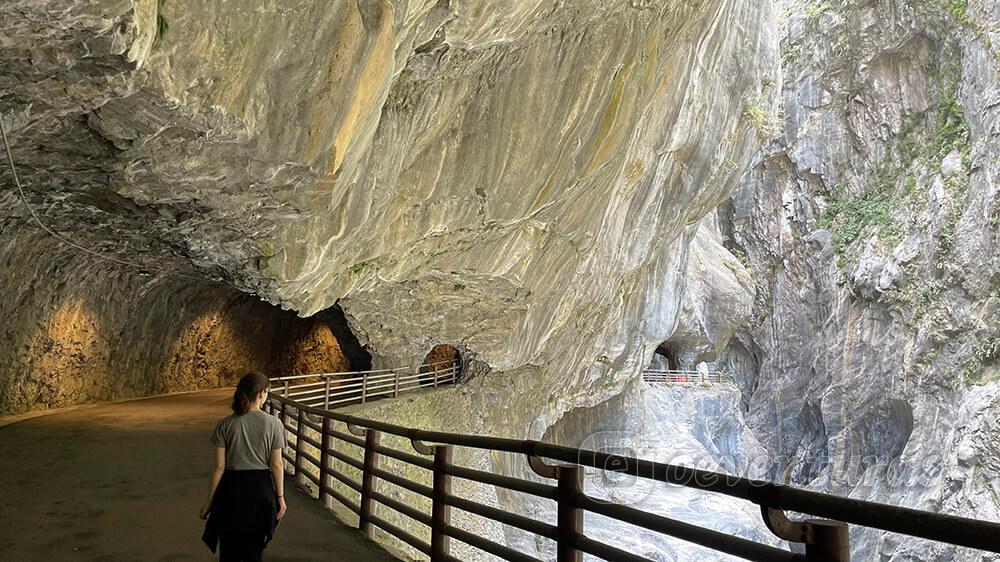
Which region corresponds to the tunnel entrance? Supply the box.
[649,343,677,371]
[269,304,371,376]
[166,295,372,388]
[419,344,462,386]
[642,342,725,384]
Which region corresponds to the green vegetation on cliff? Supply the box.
[964,337,1000,385]
[156,0,169,44]
[820,184,898,262]
[821,60,970,271]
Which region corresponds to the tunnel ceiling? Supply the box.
[0,0,778,416]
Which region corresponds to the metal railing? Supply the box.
[641,369,731,384]
[271,361,460,409]
[266,391,1000,562]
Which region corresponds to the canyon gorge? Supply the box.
[1,0,998,561]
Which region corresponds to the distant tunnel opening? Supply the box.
[649,343,677,371]
[419,344,462,386]
[643,341,725,384]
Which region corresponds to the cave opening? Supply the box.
[419,343,463,385]
[267,302,372,376]
[0,261,376,416]
[163,292,372,388]
[648,343,677,371]
[643,341,725,384]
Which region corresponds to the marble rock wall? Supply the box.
[0,0,778,427]
[720,1,1000,560]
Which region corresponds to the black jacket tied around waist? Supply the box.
[202,469,279,553]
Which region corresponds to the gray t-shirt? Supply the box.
[210,410,287,470]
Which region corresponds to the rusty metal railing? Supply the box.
[266,390,1000,562]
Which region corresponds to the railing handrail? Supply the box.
[265,360,1000,559]
[268,390,1000,555]
[641,369,732,385]
[642,368,720,374]
[272,361,460,411]
[271,360,459,382]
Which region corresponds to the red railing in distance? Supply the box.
[641,369,731,384]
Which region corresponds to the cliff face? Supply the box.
[0,0,778,416]
[6,1,999,560]
[722,0,1000,559]
[537,382,775,562]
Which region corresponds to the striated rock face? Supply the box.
[332,214,758,561]
[2,4,782,559]
[11,1,1000,560]
[658,216,754,370]
[1,0,778,421]
[720,0,1000,560]
[537,381,776,562]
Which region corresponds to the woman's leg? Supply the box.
[246,543,264,562]
[218,532,240,562]
[234,535,264,562]
[220,531,265,562]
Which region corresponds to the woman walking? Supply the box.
[200,373,288,561]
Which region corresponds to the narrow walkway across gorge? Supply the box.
[0,389,397,562]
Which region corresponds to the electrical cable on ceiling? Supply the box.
[1,113,214,283]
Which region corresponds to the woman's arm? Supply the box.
[199,447,226,520]
[270,447,287,520]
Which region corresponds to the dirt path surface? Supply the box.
[0,389,398,562]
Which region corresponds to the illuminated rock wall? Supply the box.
[0,226,360,415]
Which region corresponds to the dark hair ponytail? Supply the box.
[232,372,271,415]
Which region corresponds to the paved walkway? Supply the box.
[0,389,397,561]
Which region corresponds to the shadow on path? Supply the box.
[0,390,397,562]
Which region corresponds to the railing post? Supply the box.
[431,445,453,561]
[433,368,439,388]
[361,374,368,404]
[805,520,850,562]
[394,371,400,397]
[294,408,305,479]
[319,417,332,508]
[324,376,331,410]
[359,429,380,538]
[283,379,289,398]
[557,466,583,562]
[763,507,850,562]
